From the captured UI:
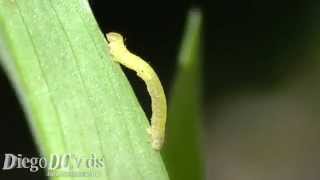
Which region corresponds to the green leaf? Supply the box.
[0,0,168,179]
[162,9,204,180]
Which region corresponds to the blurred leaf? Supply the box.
[162,9,204,180]
[0,0,168,179]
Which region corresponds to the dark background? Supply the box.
[1,0,318,179]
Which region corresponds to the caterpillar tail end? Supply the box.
[147,127,164,151]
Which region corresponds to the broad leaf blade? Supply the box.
[0,0,169,179]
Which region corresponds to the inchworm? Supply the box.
[106,32,167,150]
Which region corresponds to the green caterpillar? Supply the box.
[106,32,167,150]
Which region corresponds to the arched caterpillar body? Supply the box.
[106,32,167,150]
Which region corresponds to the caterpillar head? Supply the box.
[106,32,124,43]
[106,32,126,56]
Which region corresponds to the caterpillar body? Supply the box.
[106,32,167,150]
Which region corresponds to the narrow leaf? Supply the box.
[162,9,204,180]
